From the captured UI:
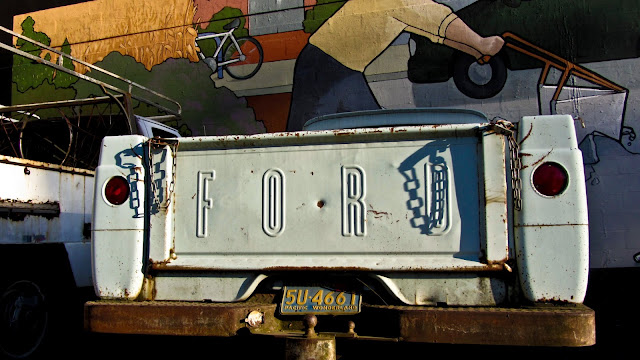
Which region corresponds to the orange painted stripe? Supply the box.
[253,30,311,63]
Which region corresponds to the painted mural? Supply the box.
[8,0,640,268]
[286,0,504,131]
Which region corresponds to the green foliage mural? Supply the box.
[11,82,76,110]
[10,13,264,137]
[72,52,265,136]
[12,16,77,93]
[303,0,345,33]
[12,16,53,92]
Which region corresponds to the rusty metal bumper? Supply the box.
[84,301,595,347]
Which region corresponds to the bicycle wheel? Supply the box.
[19,117,73,166]
[223,37,263,80]
[0,281,49,359]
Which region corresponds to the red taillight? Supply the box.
[104,176,130,205]
[532,162,568,197]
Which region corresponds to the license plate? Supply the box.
[280,286,362,315]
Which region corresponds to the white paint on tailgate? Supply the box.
[165,125,508,271]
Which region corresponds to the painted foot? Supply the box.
[480,36,505,58]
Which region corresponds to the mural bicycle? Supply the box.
[195,17,263,80]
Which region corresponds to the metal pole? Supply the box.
[285,315,336,360]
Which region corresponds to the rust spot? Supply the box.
[317,200,325,208]
[367,204,389,218]
[152,264,506,272]
[0,199,60,220]
[333,130,356,136]
[84,301,280,337]
[535,297,572,304]
[486,257,511,268]
[394,303,595,346]
[515,223,587,227]
[485,194,506,204]
[84,301,595,347]
[367,209,390,219]
[263,266,375,272]
[519,123,534,145]
[530,149,553,168]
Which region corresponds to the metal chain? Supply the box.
[147,139,161,210]
[490,118,522,211]
[166,140,178,207]
[147,138,178,210]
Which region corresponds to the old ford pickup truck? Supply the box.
[85,108,595,356]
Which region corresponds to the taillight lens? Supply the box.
[532,162,568,197]
[104,176,130,205]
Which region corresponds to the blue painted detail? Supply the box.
[215,37,224,79]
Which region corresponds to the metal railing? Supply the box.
[0,25,182,127]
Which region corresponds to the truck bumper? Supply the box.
[84,301,595,347]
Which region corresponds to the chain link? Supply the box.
[147,139,160,210]
[490,118,522,211]
[147,138,179,210]
[166,140,178,207]
[509,134,522,211]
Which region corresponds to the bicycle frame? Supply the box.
[194,18,263,81]
[196,28,246,72]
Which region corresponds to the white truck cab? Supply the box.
[135,115,181,139]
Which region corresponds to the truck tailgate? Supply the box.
[164,125,508,271]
